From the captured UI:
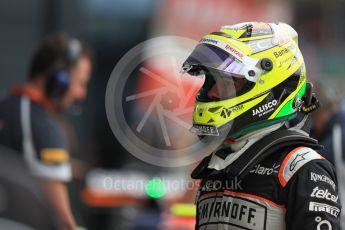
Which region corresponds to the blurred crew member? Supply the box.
[311,82,345,228]
[0,33,93,230]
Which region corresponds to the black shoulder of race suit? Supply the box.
[192,129,341,230]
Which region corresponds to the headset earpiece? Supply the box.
[46,70,70,100]
[45,37,82,100]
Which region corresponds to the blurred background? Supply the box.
[1,0,345,229]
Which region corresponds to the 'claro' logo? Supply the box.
[252,100,277,117]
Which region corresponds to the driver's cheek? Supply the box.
[233,78,246,91]
[207,84,221,100]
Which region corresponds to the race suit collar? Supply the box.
[208,123,284,171]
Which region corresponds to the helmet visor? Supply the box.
[197,69,252,102]
[182,43,246,78]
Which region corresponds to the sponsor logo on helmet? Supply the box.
[220,108,231,118]
[310,172,336,190]
[310,187,338,202]
[274,47,289,58]
[309,201,340,217]
[250,163,280,176]
[302,104,318,113]
[192,124,219,136]
[200,38,218,45]
[273,44,295,58]
[220,105,244,118]
[252,100,277,117]
[225,45,244,59]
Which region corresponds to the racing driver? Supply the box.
[181,22,341,229]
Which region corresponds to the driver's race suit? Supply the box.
[193,144,341,230]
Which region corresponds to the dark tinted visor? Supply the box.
[197,70,253,102]
[182,44,244,78]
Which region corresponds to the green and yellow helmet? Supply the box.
[182,22,307,140]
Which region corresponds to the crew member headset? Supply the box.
[44,36,82,100]
[11,35,83,106]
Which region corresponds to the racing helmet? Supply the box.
[182,22,307,139]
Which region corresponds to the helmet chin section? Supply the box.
[191,122,233,146]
